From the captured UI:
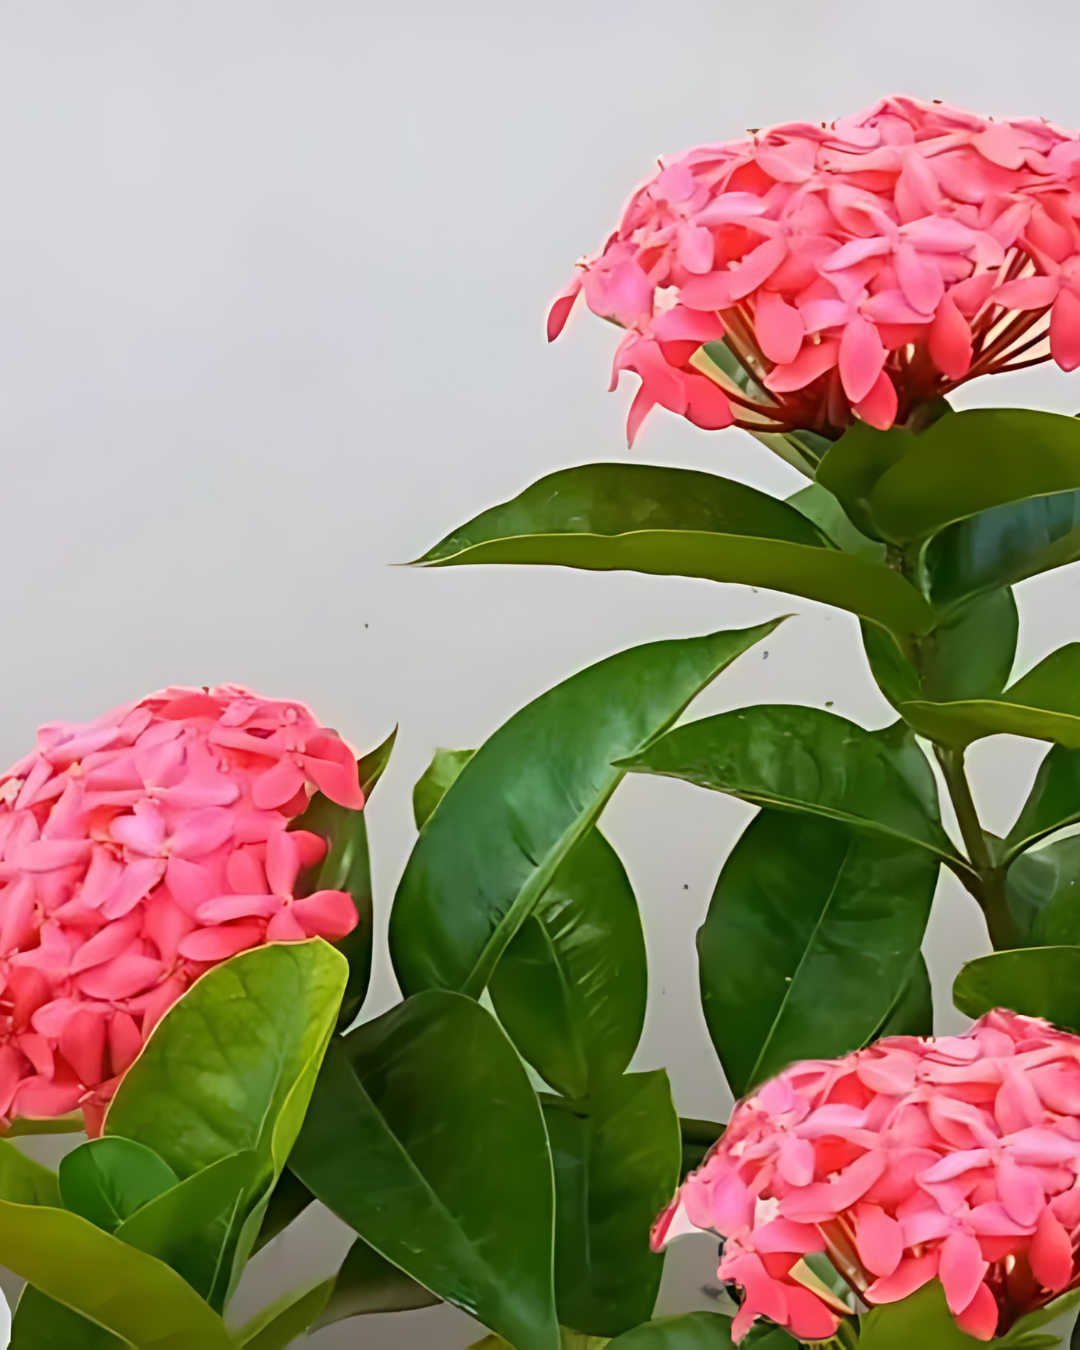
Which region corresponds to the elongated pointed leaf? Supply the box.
[1007,744,1080,856]
[0,1137,61,1206]
[901,643,1080,750]
[252,1166,314,1254]
[313,1237,441,1328]
[679,1118,725,1182]
[544,1072,679,1337]
[416,464,934,634]
[857,1279,986,1349]
[490,829,646,1100]
[786,482,886,560]
[822,409,1080,544]
[391,623,780,999]
[954,946,1080,1028]
[11,1287,123,1350]
[59,1138,177,1234]
[618,707,957,865]
[235,1279,334,1350]
[605,1312,745,1348]
[0,1199,232,1349]
[413,747,476,829]
[356,726,397,798]
[290,990,559,1350]
[697,810,938,1096]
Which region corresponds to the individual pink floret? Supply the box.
[551,96,1080,441]
[0,685,363,1136]
[653,1010,1080,1342]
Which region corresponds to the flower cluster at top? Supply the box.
[652,1010,1080,1342]
[550,95,1080,444]
[0,685,363,1135]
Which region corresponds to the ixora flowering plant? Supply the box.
[13,92,1080,1350]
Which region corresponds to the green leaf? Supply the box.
[785,482,887,561]
[954,946,1080,1028]
[234,1279,334,1350]
[923,487,1080,610]
[113,1150,260,1301]
[415,463,935,635]
[413,747,477,829]
[489,829,646,1100]
[290,989,559,1350]
[604,1312,741,1348]
[0,1136,61,1206]
[11,1286,124,1350]
[873,952,934,1039]
[697,810,938,1096]
[1029,839,1080,945]
[678,1118,725,1182]
[618,707,957,865]
[252,1167,314,1254]
[544,1073,680,1338]
[825,409,1080,544]
[4,1115,84,1138]
[900,644,1080,750]
[1007,745,1080,856]
[357,726,398,798]
[313,1237,441,1328]
[391,623,780,999]
[58,1138,178,1235]
[291,796,375,1029]
[816,422,915,540]
[857,1279,988,1348]
[105,940,346,1308]
[0,1199,232,1349]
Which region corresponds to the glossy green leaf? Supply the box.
[105,940,346,1308]
[313,1237,441,1328]
[544,1072,680,1337]
[605,1312,741,1348]
[0,1199,231,1349]
[5,1115,84,1138]
[785,482,887,560]
[290,989,559,1350]
[11,1286,124,1350]
[58,1138,177,1234]
[357,725,398,798]
[0,1136,61,1206]
[954,946,1080,1028]
[1028,839,1080,945]
[618,707,957,865]
[391,623,780,999]
[825,409,1080,544]
[415,463,934,634]
[873,952,934,1039]
[900,643,1080,750]
[697,810,938,1096]
[234,1279,334,1350]
[114,1150,260,1300]
[1007,745,1080,856]
[291,796,375,1029]
[252,1166,314,1254]
[816,421,915,540]
[489,829,646,1100]
[678,1118,725,1182]
[413,747,476,829]
[857,1279,986,1348]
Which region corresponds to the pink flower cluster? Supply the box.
[0,685,363,1135]
[550,95,1080,443]
[652,1011,1080,1342]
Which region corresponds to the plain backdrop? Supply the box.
[3,2,1080,1345]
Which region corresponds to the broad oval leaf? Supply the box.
[490,829,646,1101]
[698,810,938,1097]
[1029,839,1080,946]
[604,1311,746,1348]
[415,463,934,634]
[874,952,934,1039]
[59,1138,177,1234]
[544,1072,680,1337]
[857,1279,987,1349]
[1007,744,1080,857]
[391,624,780,999]
[953,946,1080,1029]
[0,1199,232,1349]
[901,643,1080,750]
[618,707,958,866]
[290,989,559,1350]
[0,1137,61,1207]
[12,1287,123,1350]
[824,409,1080,544]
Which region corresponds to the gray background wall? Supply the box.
[1,2,1080,1344]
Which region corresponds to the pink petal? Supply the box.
[76,952,164,1001]
[896,244,944,315]
[993,275,1060,311]
[70,912,143,974]
[755,290,805,365]
[751,1218,825,1256]
[547,273,583,342]
[939,1232,988,1314]
[726,238,788,301]
[820,236,892,272]
[1029,1206,1073,1292]
[722,1253,788,1327]
[583,258,653,328]
[1050,287,1080,372]
[853,369,898,430]
[839,314,886,404]
[682,370,734,433]
[226,847,268,895]
[265,908,307,943]
[996,1155,1044,1228]
[178,923,264,962]
[650,305,725,344]
[929,295,973,379]
[709,1169,754,1233]
[856,1052,916,1097]
[12,1076,83,1120]
[165,857,213,913]
[250,757,306,811]
[168,808,235,860]
[195,894,281,924]
[14,838,92,872]
[109,801,166,856]
[861,290,935,325]
[290,890,358,940]
[108,1011,143,1076]
[865,1252,938,1305]
[954,1281,998,1341]
[59,1009,106,1087]
[677,223,716,275]
[854,1203,904,1278]
[301,755,363,811]
[764,338,839,393]
[100,857,166,920]
[777,1133,815,1187]
[0,876,38,953]
[266,830,302,898]
[783,1284,840,1341]
[780,1150,886,1222]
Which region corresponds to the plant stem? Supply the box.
[934,746,1019,950]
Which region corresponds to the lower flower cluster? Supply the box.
[0,685,362,1134]
[653,1010,1080,1341]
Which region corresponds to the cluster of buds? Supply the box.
[0,685,362,1134]
[551,95,1080,442]
[653,1011,1080,1342]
